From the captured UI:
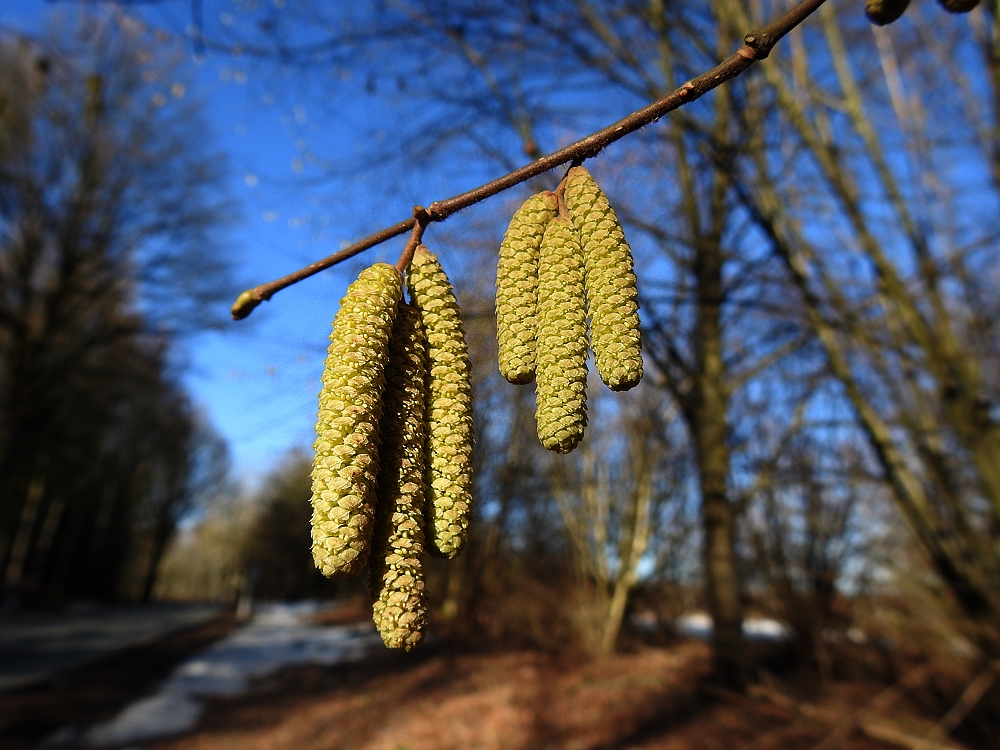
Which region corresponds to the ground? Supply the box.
[145,642,946,750]
[0,606,991,750]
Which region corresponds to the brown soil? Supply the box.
[143,642,958,750]
[3,615,990,750]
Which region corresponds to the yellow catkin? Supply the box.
[310,263,402,578]
[865,0,910,24]
[563,166,642,392]
[406,245,474,558]
[369,304,429,650]
[496,191,559,385]
[535,216,588,454]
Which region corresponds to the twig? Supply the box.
[231,0,828,320]
[798,663,933,750]
[229,218,414,318]
[712,676,966,750]
[857,719,965,750]
[918,661,1000,748]
[395,206,430,272]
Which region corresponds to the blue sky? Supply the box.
[0,1,658,490]
[0,0,460,485]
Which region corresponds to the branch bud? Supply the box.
[865,0,910,25]
[938,0,979,12]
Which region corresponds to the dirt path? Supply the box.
[142,642,977,750]
[148,643,714,750]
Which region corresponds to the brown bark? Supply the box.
[690,233,746,688]
[648,0,746,686]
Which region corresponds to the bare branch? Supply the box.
[230,0,828,320]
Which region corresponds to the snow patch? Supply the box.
[84,602,382,746]
[675,612,792,641]
[86,694,203,746]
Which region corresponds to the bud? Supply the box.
[496,191,559,385]
[865,0,910,25]
[938,0,979,12]
[311,263,402,578]
[563,166,642,392]
[536,216,588,454]
[406,246,474,558]
[369,305,429,650]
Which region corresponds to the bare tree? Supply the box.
[549,385,686,655]
[215,0,824,687]
[107,0,1000,680]
[706,0,1000,656]
[744,432,875,674]
[0,18,233,607]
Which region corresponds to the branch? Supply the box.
[231,0,828,320]
[395,206,430,272]
[920,661,1000,747]
[749,665,967,750]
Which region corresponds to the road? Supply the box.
[0,602,222,692]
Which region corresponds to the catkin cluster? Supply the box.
[310,252,473,650]
[495,165,642,453]
[309,164,636,641]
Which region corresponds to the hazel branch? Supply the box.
[395,206,430,273]
[230,0,828,320]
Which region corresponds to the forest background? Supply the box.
[3,0,1000,745]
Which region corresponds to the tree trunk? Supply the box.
[691,237,746,689]
[1,469,46,612]
[140,527,172,604]
[599,460,654,655]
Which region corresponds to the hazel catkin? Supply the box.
[369,304,429,650]
[496,191,559,385]
[311,263,402,578]
[535,215,588,454]
[406,245,474,559]
[563,166,642,392]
